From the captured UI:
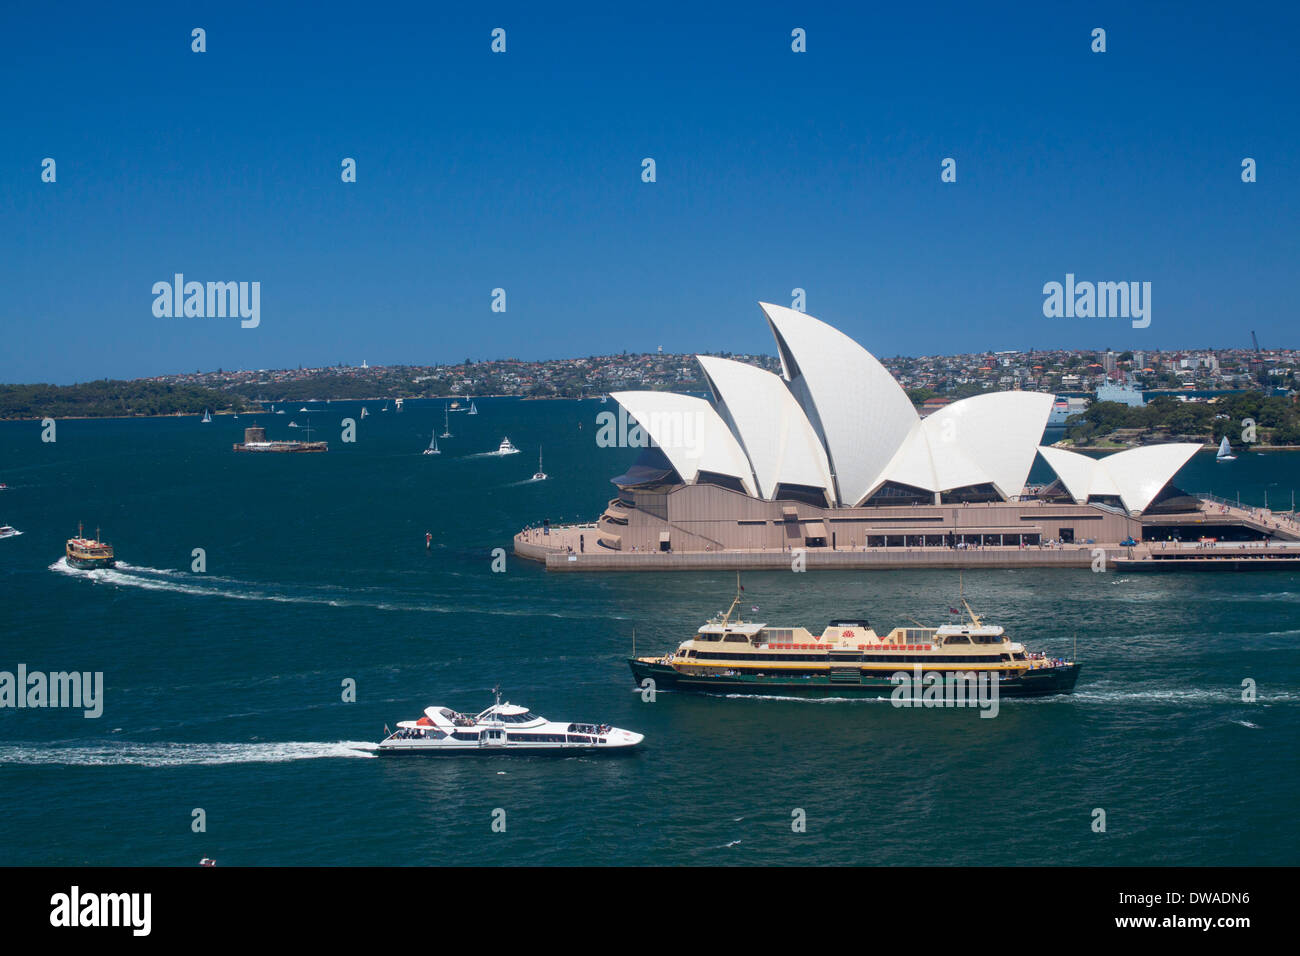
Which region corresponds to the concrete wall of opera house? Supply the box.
[594,483,1141,553]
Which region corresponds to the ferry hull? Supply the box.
[628,659,1080,699]
[377,744,640,757]
[66,556,116,570]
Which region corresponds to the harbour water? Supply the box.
[1,400,1297,865]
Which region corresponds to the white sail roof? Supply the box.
[696,355,836,503]
[923,391,1055,499]
[610,391,757,495]
[761,303,919,506]
[1037,443,1201,513]
[870,392,1053,500]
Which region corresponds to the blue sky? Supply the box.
[2,1,1297,383]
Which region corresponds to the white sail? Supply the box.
[1217,436,1231,459]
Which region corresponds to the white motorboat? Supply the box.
[378,695,643,755]
[497,436,519,455]
[0,524,22,539]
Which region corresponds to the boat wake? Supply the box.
[1069,686,1300,704]
[0,740,378,767]
[47,558,586,618]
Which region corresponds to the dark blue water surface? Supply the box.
[1,401,1297,865]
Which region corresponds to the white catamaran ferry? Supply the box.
[378,695,644,755]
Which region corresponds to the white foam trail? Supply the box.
[1071,687,1300,704]
[46,558,612,619]
[0,740,378,767]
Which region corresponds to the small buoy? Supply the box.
[425,532,432,550]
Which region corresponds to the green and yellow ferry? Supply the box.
[629,586,1079,699]
[65,523,115,570]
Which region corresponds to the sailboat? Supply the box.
[468,400,478,415]
[532,446,547,481]
[423,432,440,456]
[439,405,452,439]
[1216,435,1236,462]
[361,406,369,418]
[201,409,212,423]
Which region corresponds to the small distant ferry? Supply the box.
[66,524,115,569]
[629,583,1079,698]
[497,437,519,455]
[378,695,644,755]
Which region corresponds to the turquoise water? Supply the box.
[1,400,1297,865]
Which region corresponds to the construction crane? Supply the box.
[1251,330,1261,353]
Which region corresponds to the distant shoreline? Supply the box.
[0,395,553,423]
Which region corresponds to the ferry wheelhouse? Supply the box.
[378,696,644,755]
[629,586,1079,698]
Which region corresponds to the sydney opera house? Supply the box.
[518,304,1282,569]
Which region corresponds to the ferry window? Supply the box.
[724,634,749,642]
[945,635,971,644]
[451,731,479,741]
